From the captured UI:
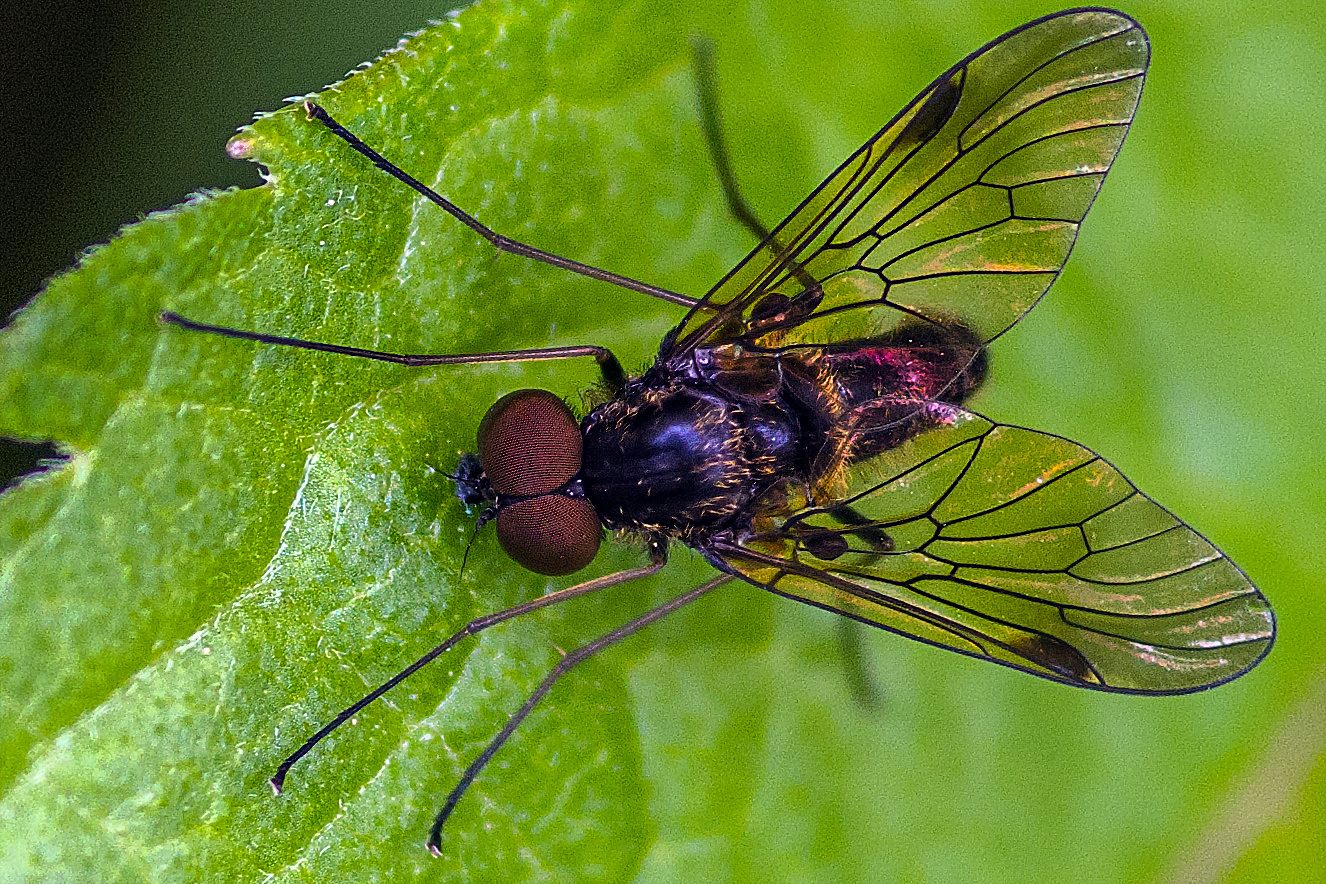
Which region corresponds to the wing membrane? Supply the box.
[666,9,1149,358]
[717,410,1274,694]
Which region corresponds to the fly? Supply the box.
[161,8,1275,854]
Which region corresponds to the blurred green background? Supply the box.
[2,0,1322,881]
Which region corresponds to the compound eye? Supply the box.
[496,495,601,576]
[477,389,582,496]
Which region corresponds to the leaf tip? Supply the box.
[226,133,258,160]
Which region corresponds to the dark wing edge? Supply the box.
[713,408,1274,695]
[664,8,1150,360]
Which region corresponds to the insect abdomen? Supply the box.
[825,320,987,410]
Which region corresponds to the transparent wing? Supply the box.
[714,409,1275,693]
[665,9,1149,359]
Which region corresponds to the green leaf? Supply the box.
[2,1,1321,882]
[0,2,715,879]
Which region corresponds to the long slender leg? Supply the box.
[812,502,890,707]
[690,37,771,245]
[270,558,667,793]
[304,102,699,310]
[426,574,730,854]
[159,311,628,390]
[168,64,781,376]
[834,615,884,709]
[689,40,818,293]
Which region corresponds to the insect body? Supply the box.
[469,319,984,579]
[161,8,1274,853]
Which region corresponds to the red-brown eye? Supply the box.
[496,495,601,576]
[477,389,582,496]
